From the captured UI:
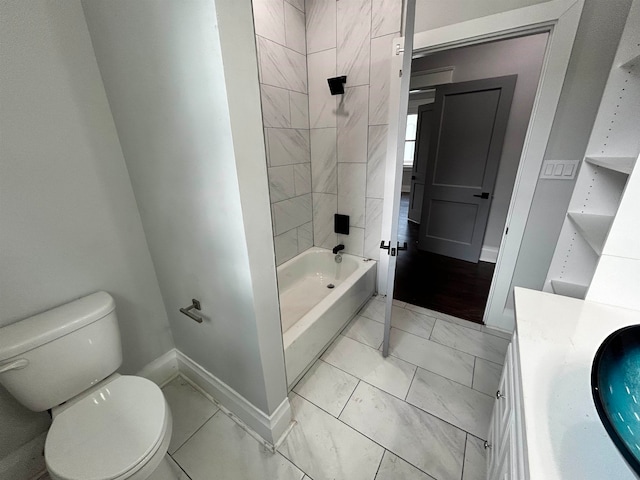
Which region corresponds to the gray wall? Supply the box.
[252,0,313,265]
[412,33,548,250]
[83,0,288,419]
[0,0,174,476]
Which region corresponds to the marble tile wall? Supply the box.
[306,0,402,258]
[254,0,402,263]
[253,0,312,265]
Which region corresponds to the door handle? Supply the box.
[411,175,416,180]
[473,192,490,199]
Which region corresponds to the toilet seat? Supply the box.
[45,375,169,480]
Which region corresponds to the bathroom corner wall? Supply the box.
[1,1,175,477]
[306,0,402,259]
[252,0,313,266]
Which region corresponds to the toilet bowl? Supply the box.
[0,292,178,480]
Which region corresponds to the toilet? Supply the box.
[0,292,178,480]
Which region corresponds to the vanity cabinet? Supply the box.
[494,288,640,480]
[487,337,527,480]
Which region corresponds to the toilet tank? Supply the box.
[0,292,122,411]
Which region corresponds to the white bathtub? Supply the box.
[278,247,376,387]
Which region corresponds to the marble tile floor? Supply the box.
[39,297,509,480]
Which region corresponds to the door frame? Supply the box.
[380,0,584,333]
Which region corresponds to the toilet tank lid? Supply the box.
[0,292,116,362]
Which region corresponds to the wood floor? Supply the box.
[393,194,495,324]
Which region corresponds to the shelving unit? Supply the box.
[585,156,636,175]
[566,212,614,255]
[545,2,640,300]
[550,279,589,299]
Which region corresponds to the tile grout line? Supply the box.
[257,33,307,61]
[384,347,477,392]
[471,356,477,391]
[424,321,508,366]
[167,452,194,480]
[168,406,219,457]
[402,387,490,442]
[338,396,437,479]
[461,433,469,480]
[404,365,419,402]
[338,315,493,392]
[410,364,494,401]
[338,379,360,418]
[171,408,222,459]
[332,386,463,480]
[315,359,485,441]
[372,448,386,480]
[320,349,413,402]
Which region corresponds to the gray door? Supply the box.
[418,76,516,262]
[408,103,434,223]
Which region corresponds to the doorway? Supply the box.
[392,34,548,324]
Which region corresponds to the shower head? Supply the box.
[327,76,347,95]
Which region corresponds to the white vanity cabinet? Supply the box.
[495,288,640,480]
[487,338,527,480]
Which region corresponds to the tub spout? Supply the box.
[332,244,345,254]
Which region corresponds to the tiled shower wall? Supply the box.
[253,0,312,265]
[306,0,401,260]
[253,0,402,264]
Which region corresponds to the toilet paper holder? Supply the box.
[179,299,203,323]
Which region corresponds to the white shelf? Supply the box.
[585,156,636,175]
[620,52,640,72]
[567,212,614,255]
[550,279,588,299]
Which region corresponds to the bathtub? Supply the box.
[278,247,377,387]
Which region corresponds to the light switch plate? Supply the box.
[540,160,580,180]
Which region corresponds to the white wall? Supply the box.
[414,0,550,32]
[0,1,174,476]
[412,33,548,250]
[82,0,289,424]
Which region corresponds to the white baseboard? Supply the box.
[175,350,292,447]
[137,348,179,387]
[480,246,499,263]
[0,432,47,480]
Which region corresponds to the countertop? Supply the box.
[514,287,640,480]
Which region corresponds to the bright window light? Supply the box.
[404,114,418,167]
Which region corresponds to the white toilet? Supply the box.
[0,292,178,480]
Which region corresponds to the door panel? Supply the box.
[418,76,516,263]
[408,104,434,222]
[409,183,424,222]
[426,199,478,243]
[433,90,500,187]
